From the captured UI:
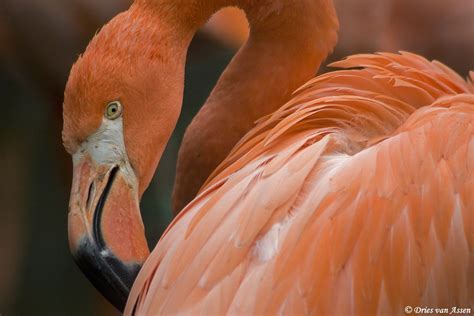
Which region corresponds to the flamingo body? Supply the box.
[61,0,474,314]
[126,53,474,314]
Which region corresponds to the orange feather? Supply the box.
[126,52,474,315]
[61,1,473,314]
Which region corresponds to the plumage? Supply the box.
[126,53,474,315]
[61,0,474,315]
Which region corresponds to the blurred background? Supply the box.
[0,0,472,315]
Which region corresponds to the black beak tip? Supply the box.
[72,236,142,312]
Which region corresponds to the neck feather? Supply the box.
[134,0,339,212]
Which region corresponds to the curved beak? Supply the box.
[68,153,149,312]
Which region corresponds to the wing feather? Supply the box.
[126,53,474,315]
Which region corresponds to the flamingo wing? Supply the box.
[126,52,474,315]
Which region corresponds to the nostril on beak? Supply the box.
[86,181,96,211]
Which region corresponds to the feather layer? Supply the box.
[126,52,474,315]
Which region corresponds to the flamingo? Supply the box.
[62,0,474,314]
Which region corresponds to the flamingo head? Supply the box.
[62,9,187,311]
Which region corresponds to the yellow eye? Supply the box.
[105,101,122,120]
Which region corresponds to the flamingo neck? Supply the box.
[168,0,339,212]
[126,0,338,212]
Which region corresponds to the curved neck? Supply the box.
[135,0,339,212]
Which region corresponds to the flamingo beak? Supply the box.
[68,153,149,312]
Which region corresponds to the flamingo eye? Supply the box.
[105,101,122,120]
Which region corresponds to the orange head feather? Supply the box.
[63,5,189,194]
